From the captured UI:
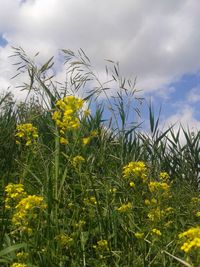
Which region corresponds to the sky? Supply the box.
[0,0,200,132]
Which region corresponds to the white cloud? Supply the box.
[0,0,200,78]
[187,86,200,103]
[162,104,200,131]
[0,0,200,128]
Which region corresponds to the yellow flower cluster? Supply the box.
[145,198,157,206]
[179,226,200,253]
[5,183,27,209]
[72,155,85,168]
[84,196,97,206]
[191,197,200,203]
[134,232,144,239]
[93,239,109,251]
[159,172,169,181]
[117,202,132,213]
[148,208,163,221]
[52,96,84,144]
[55,233,73,247]
[123,161,147,181]
[12,195,46,232]
[5,183,46,234]
[11,263,27,267]
[82,130,98,146]
[73,219,86,229]
[16,252,29,261]
[109,187,117,194]
[147,207,173,222]
[148,181,169,192]
[15,123,38,146]
[152,228,162,236]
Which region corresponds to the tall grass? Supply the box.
[0,48,199,267]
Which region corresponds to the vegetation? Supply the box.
[0,48,199,267]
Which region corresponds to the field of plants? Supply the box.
[0,48,200,267]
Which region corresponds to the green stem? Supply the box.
[54,129,60,218]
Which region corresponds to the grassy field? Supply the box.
[0,48,200,267]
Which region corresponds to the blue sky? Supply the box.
[0,34,8,47]
[0,0,200,132]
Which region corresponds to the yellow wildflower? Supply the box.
[15,123,38,146]
[109,188,117,194]
[123,161,147,180]
[144,199,151,205]
[149,181,169,192]
[73,220,86,229]
[196,211,200,217]
[152,228,162,236]
[84,109,90,117]
[129,181,136,188]
[5,183,27,209]
[84,196,97,206]
[147,208,164,221]
[134,232,144,239]
[179,226,200,253]
[159,172,169,181]
[60,137,68,145]
[117,202,132,213]
[16,252,29,261]
[82,137,91,146]
[12,195,46,232]
[11,263,27,267]
[55,234,73,247]
[93,239,109,251]
[191,197,200,203]
[72,155,85,168]
[52,96,84,138]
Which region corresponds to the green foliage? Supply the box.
[0,48,199,266]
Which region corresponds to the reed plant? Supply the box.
[0,48,199,267]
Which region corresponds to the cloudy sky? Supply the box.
[0,0,200,131]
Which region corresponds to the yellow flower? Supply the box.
[52,96,84,136]
[129,181,135,188]
[147,208,164,221]
[15,123,38,146]
[89,196,97,205]
[12,195,46,232]
[5,183,27,209]
[11,263,28,267]
[90,130,98,137]
[73,220,86,229]
[109,188,117,194]
[93,239,109,251]
[164,220,173,228]
[55,234,73,247]
[117,202,132,213]
[159,172,169,181]
[145,198,158,206]
[151,198,158,204]
[16,252,29,261]
[152,228,161,236]
[134,232,144,239]
[148,181,169,192]
[72,155,85,168]
[123,161,147,180]
[179,226,200,253]
[84,109,90,117]
[82,137,91,146]
[191,197,200,203]
[144,199,151,205]
[60,137,68,145]
[196,211,200,217]
[84,196,97,205]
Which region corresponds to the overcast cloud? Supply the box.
[0,0,200,129]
